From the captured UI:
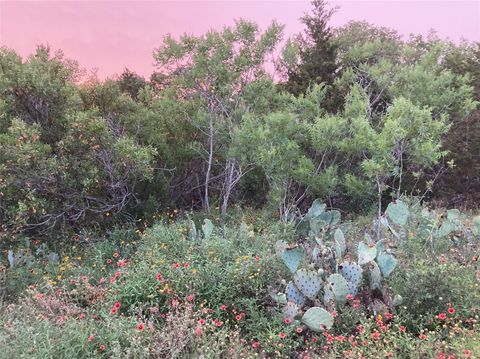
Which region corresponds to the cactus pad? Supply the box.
[358,242,377,265]
[325,273,349,305]
[376,251,397,278]
[202,219,214,239]
[386,200,409,226]
[369,261,382,289]
[301,307,334,331]
[294,269,322,300]
[283,301,300,321]
[334,228,346,259]
[282,247,303,273]
[339,262,363,296]
[287,281,306,306]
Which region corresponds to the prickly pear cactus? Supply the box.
[294,269,322,300]
[334,228,346,259]
[358,242,377,265]
[386,200,409,227]
[339,262,363,296]
[325,273,349,305]
[202,219,214,239]
[282,247,303,273]
[283,301,300,321]
[286,281,305,306]
[302,307,333,331]
[368,261,382,290]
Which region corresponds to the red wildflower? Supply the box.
[419,333,428,340]
[346,294,354,301]
[111,307,118,315]
[112,252,119,258]
[183,263,190,268]
[284,318,292,324]
[215,320,223,327]
[198,318,206,325]
[106,259,113,264]
[194,326,203,337]
[186,294,195,302]
[278,333,287,339]
[114,271,122,278]
[117,260,126,267]
[235,314,243,321]
[357,324,364,334]
[385,312,394,320]
[447,307,456,314]
[220,304,228,310]
[252,341,260,350]
[87,335,95,342]
[137,323,145,332]
[296,327,303,334]
[438,313,447,320]
[99,344,106,351]
[155,273,163,281]
[255,255,260,262]
[173,263,181,269]
[464,349,472,356]
[371,331,381,341]
[399,326,407,333]
[114,302,121,309]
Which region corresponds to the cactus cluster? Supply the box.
[273,200,404,332]
[187,217,214,240]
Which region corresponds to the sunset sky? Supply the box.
[1,1,479,79]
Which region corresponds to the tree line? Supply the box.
[0,1,478,239]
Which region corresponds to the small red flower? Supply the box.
[112,252,119,258]
[235,314,243,321]
[198,318,206,325]
[447,307,456,314]
[357,324,364,334]
[111,307,118,315]
[183,263,190,268]
[155,273,163,281]
[194,326,203,337]
[385,312,394,320]
[371,331,381,341]
[438,313,447,320]
[346,294,354,301]
[99,344,106,351]
[255,255,260,262]
[419,333,428,340]
[106,259,113,264]
[173,263,181,269]
[117,260,126,267]
[114,271,122,278]
[296,327,303,333]
[252,341,260,349]
[87,335,95,342]
[186,294,195,302]
[284,318,292,324]
[399,326,407,333]
[219,304,228,310]
[215,320,223,327]
[278,332,287,339]
[114,302,121,309]
[137,323,145,332]
[464,349,472,356]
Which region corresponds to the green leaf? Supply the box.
[302,307,333,331]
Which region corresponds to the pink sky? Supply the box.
[1,1,479,78]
